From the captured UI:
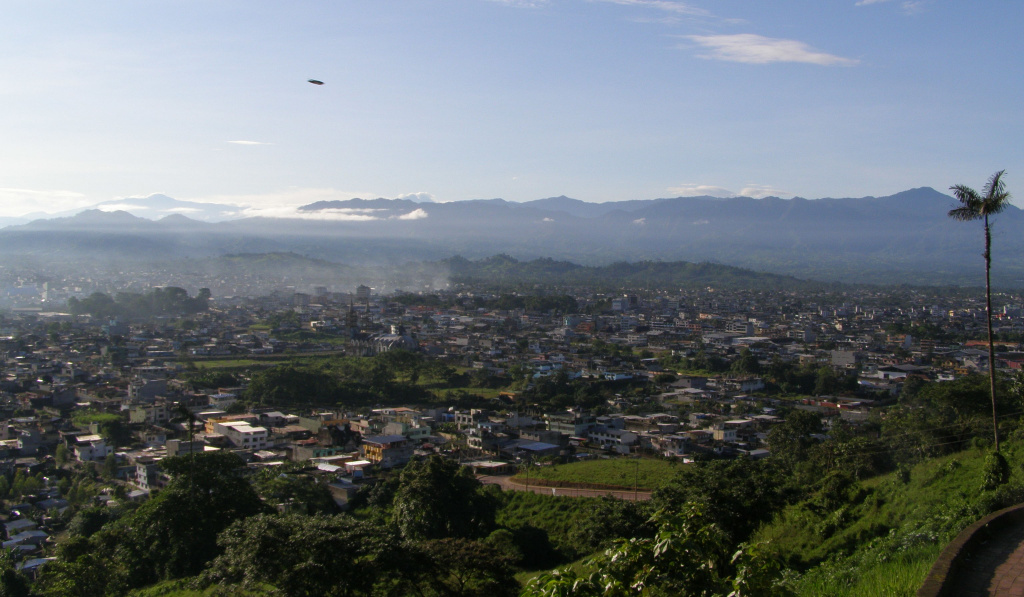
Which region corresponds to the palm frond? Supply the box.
[950,183,980,204]
[949,185,983,220]
[983,170,1007,198]
[948,206,982,221]
[981,170,1011,216]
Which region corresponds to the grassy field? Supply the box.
[496,490,597,553]
[188,354,342,369]
[510,457,678,491]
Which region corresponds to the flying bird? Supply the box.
[308,79,324,85]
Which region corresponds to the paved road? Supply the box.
[477,474,652,501]
[946,518,1024,596]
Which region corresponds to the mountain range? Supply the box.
[2,188,1021,287]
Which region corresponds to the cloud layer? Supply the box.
[595,0,710,17]
[667,183,793,199]
[686,34,858,65]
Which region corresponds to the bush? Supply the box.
[981,451,1010,491]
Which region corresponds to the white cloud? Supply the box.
[244,205,382,221]
[594,0,710,17]
[98,204,147,212]
[396,208,429,220]
[227,140,273,145]
[0,187,92,217]
[191,188,372,212]
[856,0,926,14]
[685,34,858,66]
[397,192,436,203]
[633,218,647,225]
[738,184,793,198]
[542,217,555,222]
[667,184,736,198]
[184,188,441,221]
[486,0,547,7]
[900,1,926,14]
[668,183,794,199]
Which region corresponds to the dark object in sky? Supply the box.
[308,79,324,85]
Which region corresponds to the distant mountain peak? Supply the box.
[74,209,144,221]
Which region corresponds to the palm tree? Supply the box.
[949,170,1011,452]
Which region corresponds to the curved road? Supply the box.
[477,474,652,501]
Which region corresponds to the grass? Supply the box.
[753,435,1024,596]
[510,457,677,490]
[496,490,597,554]
[188,354,342,369]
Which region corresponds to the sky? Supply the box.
[1,0,1023,218]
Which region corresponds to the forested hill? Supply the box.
[442,255,829,291]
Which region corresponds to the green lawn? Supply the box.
[188,354,342,369]
[511,457,678,490]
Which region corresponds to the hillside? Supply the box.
[755,440,1024,596]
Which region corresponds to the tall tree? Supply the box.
[392,455,496,541]
[949,170,1012,452]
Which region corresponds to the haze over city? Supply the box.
[3,1,1023,218]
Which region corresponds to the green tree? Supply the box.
[200,513,401,597]
[54,443,69,466]
[767,410,824,476]
[653,459,789,543]
[392,455,496,541]
[413,538,518,597]
[38,452,269,595]
[731,348,761,376]
[949,170,1012,451]
[251,465,336,515]
[813,366,838,396]
[570,496,654,553]
[66,506,116,539]
[0,548,29,597]
[523,505,792,597]
[102,453,118,480]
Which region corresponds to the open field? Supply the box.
[510,457,678,491]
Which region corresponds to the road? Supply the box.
[477,474,652,501]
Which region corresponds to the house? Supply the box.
[73,434,112,462]
[212,421,269,450]
[360,435,413,468]
[2,529,48,549]
[4,518,37,536]
[502,439,561,460]
[587,428,638,448]
[546,411,596,437]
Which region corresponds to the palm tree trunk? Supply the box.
[985,215,1000,452]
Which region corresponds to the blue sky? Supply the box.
[2,0,1022,217]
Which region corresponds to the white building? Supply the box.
[213,421,269,450]
[73,434,113,462]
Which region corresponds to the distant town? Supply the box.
[0,271,1021,583]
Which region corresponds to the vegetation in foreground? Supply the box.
[4,427,1024,596]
